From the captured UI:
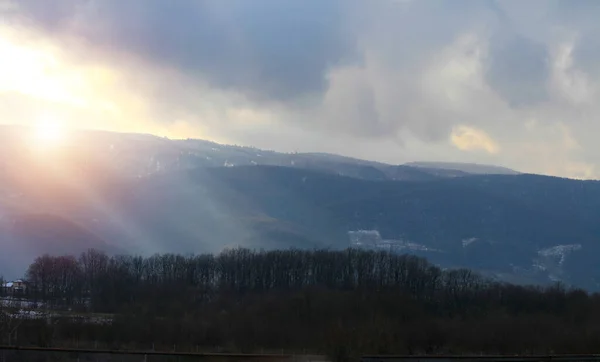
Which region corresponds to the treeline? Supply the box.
[3,248,600,358]
[22,248,471,313]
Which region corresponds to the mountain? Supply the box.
[404,162,520,175]
[0,125,514,183]
[114,166,600,289]
[0,126,597,289]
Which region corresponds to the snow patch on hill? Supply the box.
[348,229,440,253]
[533,244,582,282]
[538,244,582,266]
[462,237,478,247]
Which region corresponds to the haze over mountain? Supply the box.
[0,126,598,291]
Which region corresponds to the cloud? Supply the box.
[2,0,600,179]
[7,0,355,103]
[451,125,499,154]
[485,33,550,106]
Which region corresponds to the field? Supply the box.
[0,346,326,362]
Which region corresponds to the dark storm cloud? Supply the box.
[5,0,559,111]
[9,0,356,102]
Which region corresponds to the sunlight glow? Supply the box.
[0,33,85,107]
[32,117,67,146]
[0,26,196,139]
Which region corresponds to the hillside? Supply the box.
[0,127,597,289]
[405,162,520,175]
[111,166,599,289]
[0,126,516,182]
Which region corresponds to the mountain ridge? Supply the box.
[0,125,520,181]
[0,126,597,289]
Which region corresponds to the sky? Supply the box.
[1,0,600,179]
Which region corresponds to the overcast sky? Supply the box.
[2,0,600,178]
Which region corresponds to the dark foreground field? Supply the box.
[3,348,600,362]
[0,346,330,362]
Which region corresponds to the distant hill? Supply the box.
[0,125,517,182]
[52,165,593,289]
[0,126,598,290]
[141,167,600,289]
[404,162,520,175]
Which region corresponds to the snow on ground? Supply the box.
[1,297,112,324]
[461,237,478,247]
[0,297,43,309]
[348,229,440,253]
[537,244,582,266]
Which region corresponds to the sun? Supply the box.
[33,118,66,145]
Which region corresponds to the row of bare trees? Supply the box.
[4,248,600,358]
[22,249,487,312]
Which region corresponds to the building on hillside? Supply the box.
[2,279,27,295]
